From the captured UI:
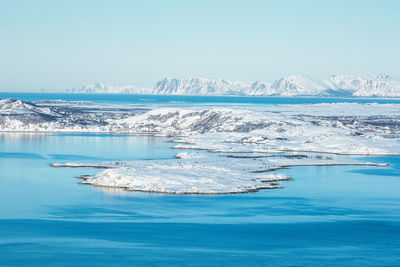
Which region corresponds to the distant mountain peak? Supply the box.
[153,77,247,95]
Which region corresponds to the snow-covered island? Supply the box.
[2,98,400,194]
[68,74,400,97]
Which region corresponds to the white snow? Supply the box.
[79,162,290,194]
[175,152,205,159]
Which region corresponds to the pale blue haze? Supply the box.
[0,0,400,91]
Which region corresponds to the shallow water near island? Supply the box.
[0,133,400,266]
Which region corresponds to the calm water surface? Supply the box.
[2,92,400,106]
[0,133,399,266]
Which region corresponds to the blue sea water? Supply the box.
[2,92,400,106]
[0,133,399,266]
[0,95,400,266]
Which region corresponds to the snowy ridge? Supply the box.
[0,99,59,116]
[114,105,400,155]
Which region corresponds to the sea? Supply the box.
[0,93,399,266]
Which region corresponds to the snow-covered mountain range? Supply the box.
[67,81,152,94]
[66,74,400,97]
[152,78,247,95]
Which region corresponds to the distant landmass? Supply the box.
[66,74,400,97]
[66,82,153,94]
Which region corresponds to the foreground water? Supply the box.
[0,133,399,266]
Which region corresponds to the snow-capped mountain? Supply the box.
[246,80,273,96]
[328,74,400,97]
[153,78,247,95]
[67,82,152,94]
[269,74,333,96]
[247,75,329,96]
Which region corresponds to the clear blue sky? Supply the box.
[0,0,399,91]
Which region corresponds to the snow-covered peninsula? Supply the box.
[2,98,400,194]
[68,74,400,97]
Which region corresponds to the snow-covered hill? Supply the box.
[67,82,152,94]
[0,99,60,117]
